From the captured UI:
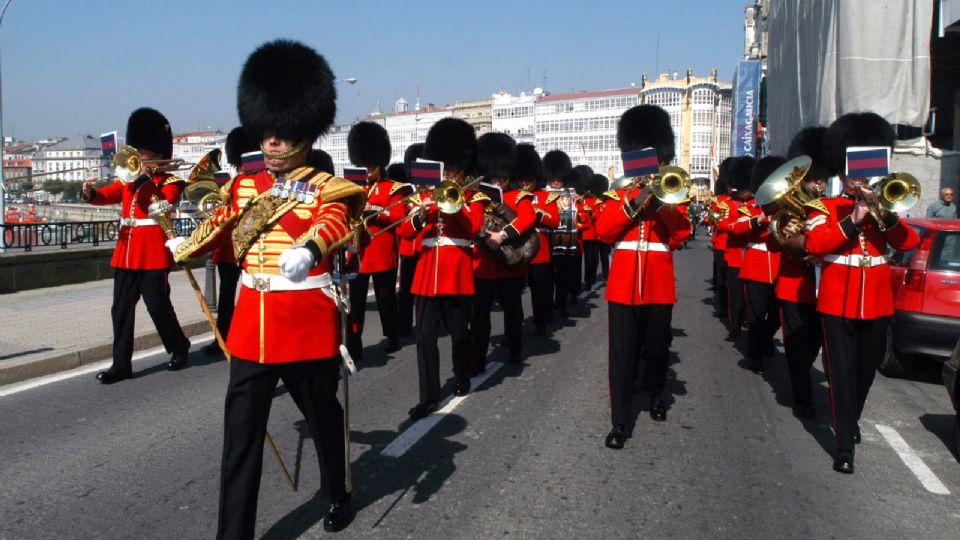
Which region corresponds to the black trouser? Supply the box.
[472,277,525,371]
[713,251,727,315]
[583,240,600,289]
[217,357,346,540]
[216,263,241,341]
[346,268,399,361]
[397,254,418,336]
[598,243,611,280]
[780,300,820,406]
[607,302,673,427]
[725,266,745,330]
[111,268,188,371]
[415,295,472,403]
[527,262,554,326]
[821,314,889,453]
[552,255,578,311]
[573,254,584,295]
[744,280,780,363]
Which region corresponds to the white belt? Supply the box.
[823,254,887,268]
[119,218,157,227]
[423,236,473,248]
[241,271,333,292]
[747,242,769,252]
[614,240,670,252]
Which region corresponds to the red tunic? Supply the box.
[718,198,750,268]
[473,190,538,279]
[398,190,486,296]
[804,196,920,319]
[173,167,361,363]
[596,188,691,305]
[88,173,185,270]
[710,194,732,251]
[731,202,781,285]
[775,251,817,304]
[530,189,560,264]
[581,195,598,242]
[356,179,409,273]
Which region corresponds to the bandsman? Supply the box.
[397,143,426,337]
[517,144,560,336]
[716,156,757,338]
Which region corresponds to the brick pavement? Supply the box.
[0,268,218,385]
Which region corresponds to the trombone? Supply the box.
[859,172,921,232]
[367,177,482,240]
[611,165,693,206]
[36,145,189,183]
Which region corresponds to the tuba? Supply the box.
[862,172,921,231]
[183,149,226,219]
[755,155,817,246]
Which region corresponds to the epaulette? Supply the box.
[390,182,414,196]
[162,175,187,186]
[601,190,621,201]
[319,174,366,218]
[407,193,422,206]
[803,198,830,215]
[738,205,752,217]
[469,192,491,204]
[514,190,534,203]
[545,192,561,205]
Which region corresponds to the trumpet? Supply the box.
[611,165,692,205]
[367,177,481,240]
[859,172,921,232]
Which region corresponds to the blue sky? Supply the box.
[0,0,744,140]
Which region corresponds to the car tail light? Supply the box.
[904,268,926,292]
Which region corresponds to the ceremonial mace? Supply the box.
[149,195,297,491]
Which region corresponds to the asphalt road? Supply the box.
[2,235,958,539]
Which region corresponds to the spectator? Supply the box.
[925,187,955,218]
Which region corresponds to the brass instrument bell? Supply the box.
[433,180,465,214]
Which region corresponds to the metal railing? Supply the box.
[1,218,199,252]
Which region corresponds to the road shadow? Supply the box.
[624,352,687,436]
[0,347,54,361]
[262,414,469,538]
[919,413,959,461]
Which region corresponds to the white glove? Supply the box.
[165,237,186,254]
[279,247,315,282]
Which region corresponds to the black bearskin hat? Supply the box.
[572,165,594,195]
[727,156,756,191]
[126,107,172,159]
[476,132,517,180]
[515,144,542,186]
[307,149,334,174]
[822,112,895,177]
[787,126,828,181]
[616,104,676,164]
[348,121,391,170]
[386,162,407,183]
[424,118,476,173]
[237,39,336,144]
[750,155,786,193]
[225,127,256,169]
[542,150,572,181]
[590,173,610,197]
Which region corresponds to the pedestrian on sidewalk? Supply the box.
[925,187,956,218]
[81,107,191,384]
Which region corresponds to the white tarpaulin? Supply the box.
[766,0,933,154]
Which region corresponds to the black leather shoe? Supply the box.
[408,401,438,419]
[322,496,354,532]
[853,424,861,444]
[96,368,131,385]
[605,425,627,449]
[385,339,401,353]
[833,450,854,474]
[455,380,471,396]
[166,351,189,371]
[793,403,817,419]
[650,396,667,422]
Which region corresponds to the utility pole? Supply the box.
[0,0,14,254]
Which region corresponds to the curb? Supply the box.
[0,320,212,387]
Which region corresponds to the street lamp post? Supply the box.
[0,0,13,254]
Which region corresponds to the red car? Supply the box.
[882,217,960,376]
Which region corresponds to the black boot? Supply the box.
[833,450,854,474]
[96,367,132,384]
[323,494,354,532]
[605,424,627,449]
[650,395,667,422]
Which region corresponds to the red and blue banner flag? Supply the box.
[100,131,117,158]
[241,151,265,173]
[343,167,368,185]
[622,147,660,177]
[410,159,443,186]
[845,147,889,178]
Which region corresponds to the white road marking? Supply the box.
[874,424,951,495]
[381,361,505,458]
[0,334,215,397]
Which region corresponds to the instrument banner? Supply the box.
[100,131,118,158]
[845,146,889,179]
[410,159,443,186]
[241,151,266,173]
[343,167,368,185]
[622,147,660,177]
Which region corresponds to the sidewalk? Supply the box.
[0,269,216,386]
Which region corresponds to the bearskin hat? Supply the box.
[616,104,676,164]
[225,127,255,169]
[590,173,610,197]
[237,39,336,144]
[424,118,476,173]
[515,144,543,186]
[476,132,517,180]
[727,156,757,191]
[386,162,407,183]
[307,149,335,174]
[572,165,594,195]
[542,150,572,181]
[126,107,172,159]
[822,112,895,177]
[750,155,786,193]
[715,156,735,196]
[348,121,391,170]
[787,126,829,180]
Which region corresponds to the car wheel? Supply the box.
[879,325,909,378]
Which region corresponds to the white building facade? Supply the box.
[172,130,229,176]
[33,136,106,183]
